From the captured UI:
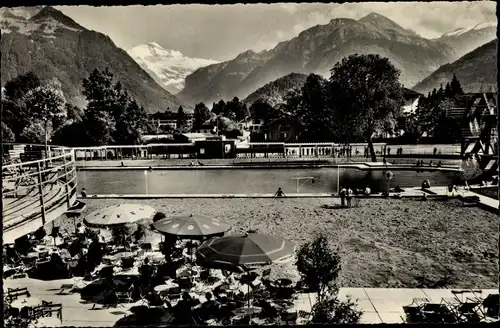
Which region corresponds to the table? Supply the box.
[154,285,172,293]
[233,306,262,317]
[114,252,135,259]
[10,297,41,309]
[275,278,293,287]
[29,317,62,327]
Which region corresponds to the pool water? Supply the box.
[77,168,460,195]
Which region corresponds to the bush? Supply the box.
[311,296,363,324]
[295,233,341,301]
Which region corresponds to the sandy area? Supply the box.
[49,197,498,289]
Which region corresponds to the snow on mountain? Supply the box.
[128,42,219,94]
[441,22,497,37]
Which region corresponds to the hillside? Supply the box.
[127,42,218,94]
[0,6,187,113]
[412,39,497,94]
[436,22,496,61]
[178,12,457,105]
[243,73,308,107]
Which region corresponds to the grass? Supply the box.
[51,197,498,289]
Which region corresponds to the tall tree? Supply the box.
[193,102,211,130]
[444,82,453,98]
[329,54,404,161]
[450,73,464,96]
[2,72,41,139]
[114,100,148,145]
[286,74,332,142]
[225,97,247,122]
[23,86,66,152]
[81,68,122,145]
[176,106,187,132]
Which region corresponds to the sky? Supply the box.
[57,2,497,61]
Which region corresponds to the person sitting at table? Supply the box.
[195,292,219,321]
[172,292,196,324]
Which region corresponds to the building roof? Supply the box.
[403,88,422,98]
[182,133,215,140]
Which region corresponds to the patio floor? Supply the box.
[4,277,497,325]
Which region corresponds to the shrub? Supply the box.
[311,296,363,324]
[295,233,341,301]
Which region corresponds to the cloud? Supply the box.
[58,2,497,61]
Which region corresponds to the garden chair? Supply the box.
[482,294,499,318]
[7,287,30,303]
[297,310,312,324]
[402,305,424,323]
[41,303,63,320]
[280,310,298,325]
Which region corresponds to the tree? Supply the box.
[225,97,247,122]
[20,120,51,144]
[296,233,341,302]
[193,102,211,130]
[2,72,42,139]
[1,122,15,143]
[4,72,41,104]
[81,68,119,145]
[212,100,226,116]
[444,82,453,98]
[114,100,148,145]
[329,54,404,161]
[23,85,65,152]
[249,99,282,122]
[176,106,187,132]
[450,74,464,96]
[285,74,333,142]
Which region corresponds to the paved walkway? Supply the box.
[4,278,497,325]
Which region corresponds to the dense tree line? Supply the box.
[1,69,153,147]
[401,74,465,143]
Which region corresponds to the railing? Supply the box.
[2,145,78,232]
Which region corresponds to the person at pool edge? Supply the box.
[81,188,87,198]
[339,186,346,207]
[274,187,285,197]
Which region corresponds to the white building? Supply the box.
[402,88,423,114]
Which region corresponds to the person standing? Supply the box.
[346,187,353,207]
[339,186,347,207]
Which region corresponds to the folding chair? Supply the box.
[482,294,499,318]
[280,310,298,325]
[297,310,312,324]
[402,305,424,323]
[115,284,135,306]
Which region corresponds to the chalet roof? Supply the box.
[403,88,422,98]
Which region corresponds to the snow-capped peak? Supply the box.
[442,22,497,37]
[127,42,219,94]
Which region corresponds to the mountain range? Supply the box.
[412,39,497,94]
[0,6,187,113]
[127,42,218,94]
[178,12,496,105]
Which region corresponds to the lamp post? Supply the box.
[144,170,149,195]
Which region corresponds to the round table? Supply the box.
[154,285,171,293]
[30,316,62,327]
[233,306,262,317]
[10,297,41,309]
[275,278,293,287]
[114,252,135,259]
